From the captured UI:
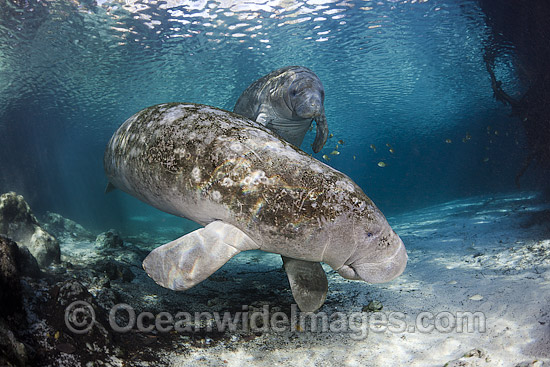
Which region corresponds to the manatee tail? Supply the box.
[312,112,328,153]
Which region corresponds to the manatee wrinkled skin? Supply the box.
[104,103,407,306]
[234,66,329,153]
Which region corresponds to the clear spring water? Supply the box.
[0,0,527,234]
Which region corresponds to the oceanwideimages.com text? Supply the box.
[65,301,486,340]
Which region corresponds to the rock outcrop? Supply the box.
[0,192,60,268]
[41,211,94,242]
[0,236,23,315]
[0,236,31,367]
[95,229,124,249]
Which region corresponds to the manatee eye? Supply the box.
[367,232,373,237]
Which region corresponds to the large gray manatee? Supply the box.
[104,103,407,312]
[234,66,328,153]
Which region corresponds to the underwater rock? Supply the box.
[56,279,94,307]
[95,288,119,311]
[362,300,383,312]
[514,361,545,367]
[52,279,114,346]
[0,236,32,367]
[444,348,490,367]
[27,227,60,269]
[13,244,41,278]
[0,319,29,367]
[0,234,40,279]
[95,229,124,249]
[41,211,94,241]
[95,259,135,282]
[0,192,35,229]
[0,192,60,268]
[0,236,23,315]
[55,343,76,354]
[121,267,135,282]
[469,294,484,301]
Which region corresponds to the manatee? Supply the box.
[104,103,407,311]
[234,66,328,154]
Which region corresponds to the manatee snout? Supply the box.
[338,231,407,284]
[294,94,323,119]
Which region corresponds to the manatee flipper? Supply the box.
[256,111,269,125]
[105,182,117,193]
[282,256,328,312]
[312,111,328,153]
[142,221,259,291]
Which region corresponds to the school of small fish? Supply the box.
[317,124,504,168]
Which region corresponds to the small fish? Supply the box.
[330,150,340,155]
[377,161,386,167]
[386,143,391,147]
[322,154,330,161]
[370,144,376,152]
[353,155,356,160]
[338,139,345,145]
[445,139,452,144]
[462,138,467,143]
[329,133,334,138]
[54,331,61,340]
[494,130,499,135]
[483,157,489,162]
[389,148,394,154]
[335,144,339,150]
[465,132,471,140]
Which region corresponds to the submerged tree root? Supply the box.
[483,49,550,188]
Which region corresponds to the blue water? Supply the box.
[0,0,530,234]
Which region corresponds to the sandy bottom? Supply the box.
[149,192,550,367]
